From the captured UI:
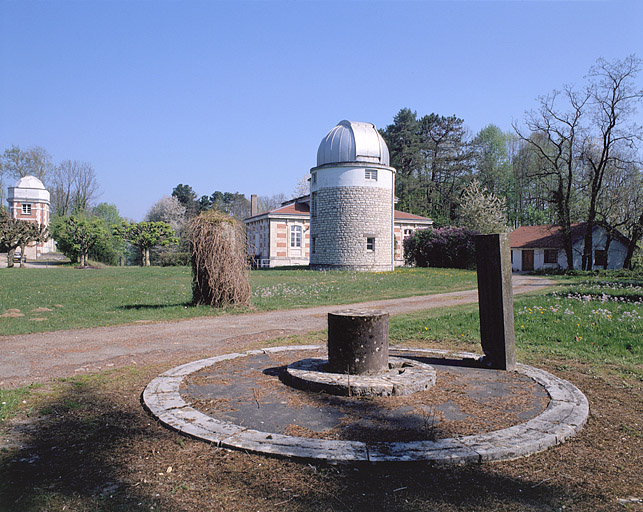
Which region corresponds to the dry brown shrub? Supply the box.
[189,210,250,307]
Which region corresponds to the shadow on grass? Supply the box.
[0,381,178,511]
[0,372,595,512]
[120,302,192,310]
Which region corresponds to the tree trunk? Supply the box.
[623,212,643,269]
[7,248,15,268]
[143,247,150,267]
[19,243,27,267]
[603,233,612,270]
[558,197,574,269]
[581,222,594,271]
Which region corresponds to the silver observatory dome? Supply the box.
[316,120,390,167]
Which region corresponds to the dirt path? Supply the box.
[0,275,553,388]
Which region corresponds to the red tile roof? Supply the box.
[510,223,589,248]
[270,202,310,215]
[246,202,432,222]
[394,210,431,221]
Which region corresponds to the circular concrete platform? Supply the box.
[143,346,589,463]
[284,356,436,396]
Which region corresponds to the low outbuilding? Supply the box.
[510,223,631,271]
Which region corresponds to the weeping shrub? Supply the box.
[189,210,250,307]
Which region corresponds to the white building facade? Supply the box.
[510,223,630,271]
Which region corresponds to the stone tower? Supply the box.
[309,120,396,271]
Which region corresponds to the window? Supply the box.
[365,169,378,180]
[594,249,607,267]
[22,203,31,215]
[311,192,317,217]
[544,249,558,264]
[403,228,413,239]
[366,237,375,252]
[290,225,302,248]
[311,236,316,254]
[312,172,317,185]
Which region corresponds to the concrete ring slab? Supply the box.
[143,346,589,463]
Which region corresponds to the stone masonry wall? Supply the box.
[310,186,393,271]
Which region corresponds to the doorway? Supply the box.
[522,250,534,271]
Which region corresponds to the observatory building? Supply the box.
[7,176,55,259]
[309,120,396,271]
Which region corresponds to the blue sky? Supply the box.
[1,0,641,221]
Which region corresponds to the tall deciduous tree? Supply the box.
[0,146,53,205]
[49,160,100,216]
[597,162,643,269]
[471,125,513,199]
[514,55,642,270]
[257,193,288,214]
[146,196,188,264]
[578,56,642,270]
[514,87,590,269]
[114,221,178,267]
[91,203,127,265]
[292,176,310,198]
[0,145,52,181]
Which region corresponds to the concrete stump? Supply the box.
[475,233,516,370]
[327,309,389,375]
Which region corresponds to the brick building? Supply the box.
[244,195,432,268]
[6,175,56,259]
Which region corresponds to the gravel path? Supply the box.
[0,275,553,388]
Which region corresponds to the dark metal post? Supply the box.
[475,233,516,370]
[327,309,389,375]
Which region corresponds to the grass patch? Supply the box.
[249,267,475,309]
[389,276,642,374]
[0,385,39,423]
[0,266,477,335]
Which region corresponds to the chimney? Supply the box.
[250,194,258,216]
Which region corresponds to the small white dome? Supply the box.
[9,175,50,203]
[316,120,390,167]
[15,175,46,189]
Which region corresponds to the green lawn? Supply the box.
[0,266,477,335]
[390,275,642,373]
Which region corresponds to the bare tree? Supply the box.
[514,55,643,270]
[0,145,52,181]
[598,161,643,268]
[513,87,589,269]
[49,160,100,215]
[579,56,643,269]
[0,145,53,204]
[292,175,310,198]
[257,193,288,214]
